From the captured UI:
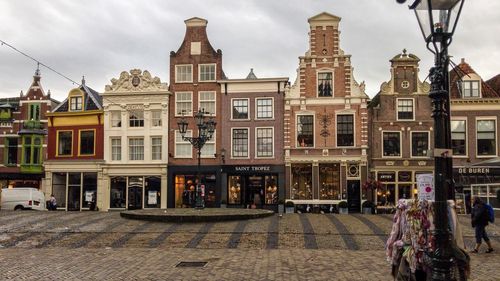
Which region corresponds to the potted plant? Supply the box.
[285,200,295,213]
[220,199,227,208]
[362,200,374,214]
[278,199,285,214]
[338,201,348,214]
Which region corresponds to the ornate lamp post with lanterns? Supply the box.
[396,0,465,280]
[177,109,216,210]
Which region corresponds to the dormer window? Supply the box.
[70,96,83,111]
[461,80,480,98]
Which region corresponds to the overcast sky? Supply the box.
[1,0,499,101]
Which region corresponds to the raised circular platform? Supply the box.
[120,208,275,223]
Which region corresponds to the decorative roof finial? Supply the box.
[246,68,257,80]
[34,62,41,76]
[82,76,86,85]
[402,48,407,55]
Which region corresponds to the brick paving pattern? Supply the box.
[0,211,498,280]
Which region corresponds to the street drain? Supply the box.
[176,261,208,268]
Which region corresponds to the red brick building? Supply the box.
[284,12,369,213]
[0,69,58,189]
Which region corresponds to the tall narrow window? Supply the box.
[151,110,162,127]
[383,132,401,157]
[111,138,121,161]
[57,131,73,156]
[199,91,216,116]
[477,120,496,156]
[232,129,248,157]
[318,72,333,97]
[256,128,273,157]
[5,138,18,165]
[337,114,354,147]
[151,137,162,160]
[128,138,144,160]
[297,115,314,147]
[129,110,144,127]
[29,104,40,120]
[411,132,429,157]
[291,164,312,200]
[397,99,414,120]
[79,130,95,155]
[111,111,121,127]
[199,64,216,82]
[33,137,41,165]
[175,131,192,157]
[256,98,273,119]
[175,92,192,115]
[462,81,480,98]
[175,65,193,83]
[70,96,83,111]
[201,130,215,157]
[451,120,466,156]
[23,136,32,164]
[232,99,248,119]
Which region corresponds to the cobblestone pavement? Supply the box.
[0,211,498,280]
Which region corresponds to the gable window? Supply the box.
[29,104,40,120]
[111,138,121,161]
[175,130,192,157]
[383,132,401,157]
[232,99,249,120]
[5,138,18,165]
[232,128,249,158]
[451,120,466,156]
[461,81,480,98]
[411,132,429,157]
[151,110,162,127]
[256,98,273,119]
[129,110,144,127]
[199,91,216,116]
[128,137,144,160]
[57,131,73,156]
[477,119,496,156]
[151,137,162,160]
[175,65,193,83]
[297,115,314,147]
[199,64,216,82]
[79,130,95,155]
[175,92,192,116]
[397,99,414,120]
[337,114,354,147]
[111,111,121,127]
[318,72,333,97]
[22,136,42,165]
[256,128,273,157]
[201,130,216,158]
[70,96,83,111]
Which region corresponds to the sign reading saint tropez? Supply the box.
[416,174,434,201]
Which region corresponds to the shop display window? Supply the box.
[291,164,312,200]
[145,176,161,208]
[319,164,340,200]
[82,173,97,209]
[110,177,126,208]
[228,176,242,204]
[264,175,278,204]
[52,172,67,208]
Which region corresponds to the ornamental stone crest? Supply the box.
[105,69,168,92]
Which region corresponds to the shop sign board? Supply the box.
[416,173,434,201]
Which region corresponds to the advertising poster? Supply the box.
[148,191,157,205]
[416,173,434,201]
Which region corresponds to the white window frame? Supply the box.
[151,136,162,161]
[175,130,192,158]
[335,113,355,148]
[175,64,193,83]
[151,110,162,127]
[231,127,250,159]
[69,96,83,111]
[128,109,144,128]
[255,97,274,120]
[201,130,216,158]
[317,70,334,97]
[410,131,430,158]
[461,80,481,98]
[476,117,497,158]
[396,98,415,121]
[451,118,468,157]
[255,127,274,158]
[128,137,144,161]
[111,111,122,128]
[198,91,216,116]
[296,114,315,148]
[231,98,250,120]
[199,64,216,82]
[382,131,402,158]
[111,137,122,161]
[175,92,193,116]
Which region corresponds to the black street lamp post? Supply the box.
[177,109,216,210]
[396,0,465,280]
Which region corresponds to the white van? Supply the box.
[0,188,46,211]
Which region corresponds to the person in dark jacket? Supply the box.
[470,197,494,253]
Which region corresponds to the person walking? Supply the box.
[49,194,57,211]
[470,197,494,253]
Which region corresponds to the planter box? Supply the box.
[278,204,284,214]
[220,204,227,208]
[362,207,372,214]
[285,207,295,213]
[339,207,348,214]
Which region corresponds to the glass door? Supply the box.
[128,177,143,210]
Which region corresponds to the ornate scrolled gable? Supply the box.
[105,69,168,92]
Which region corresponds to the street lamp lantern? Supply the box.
[176,109,217,209]
[397,0,466,280]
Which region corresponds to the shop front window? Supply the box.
[110,177,126,208]
[377,184,395,206]
[228,176,242,204]
[52,172,67,209]
[398,184,413,199]
[82,173,97,209]
[264,175,278,204]
[291,164,312,200]
[67,173,81,211]
[319,163,340,200]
